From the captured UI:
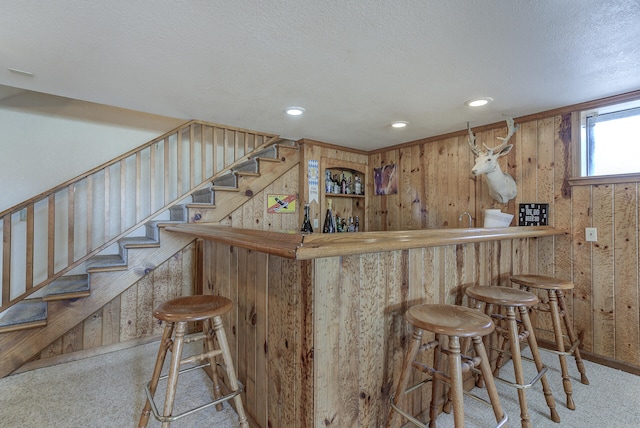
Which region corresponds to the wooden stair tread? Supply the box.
[86,255,127,272]
[43,275,90,301]
[0,300,48,333]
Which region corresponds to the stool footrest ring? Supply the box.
[144,362,244,423]
[390,383,509,428]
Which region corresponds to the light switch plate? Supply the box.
[586,227,597,242]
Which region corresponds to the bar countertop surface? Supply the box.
[166,223,565,260]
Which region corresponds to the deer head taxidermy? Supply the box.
[468,116,519,204]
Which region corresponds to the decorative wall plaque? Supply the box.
[518,203,548,226]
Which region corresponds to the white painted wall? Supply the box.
[0,89,184,213]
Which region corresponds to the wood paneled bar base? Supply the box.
[166,224,564,427]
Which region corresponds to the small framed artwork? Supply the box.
[518,203,549,226]
[373,164,398,195]
[267,194,297,213]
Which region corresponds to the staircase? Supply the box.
[0,121,299,378]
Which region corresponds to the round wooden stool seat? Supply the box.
[510,274,573,290]
[406,304,495,338]
[153,295,232,323]
[466,285,539,307]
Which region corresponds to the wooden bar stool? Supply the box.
[466,286,560,427]
[138,295,248,427]
[389,304,508,428]
[510,274,589,410]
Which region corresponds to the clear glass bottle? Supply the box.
[301,203,313,233]
[354,215,360,232]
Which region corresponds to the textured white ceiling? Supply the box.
[2,0,640,151]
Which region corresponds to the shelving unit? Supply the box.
[321,158,367,232]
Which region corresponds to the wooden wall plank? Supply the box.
[613,183,639,364]
[592,184,615,356]
[571,185,594,351]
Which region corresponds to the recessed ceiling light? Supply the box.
[285,106,305,116]
[465,97,493,107]
[391,121,409,128]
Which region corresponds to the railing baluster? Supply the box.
[25,204,34,290]
[120,159,126,234]
[201,124,207,184]
[150,143,157,212]
[68,184,75,264]
[136,151,142,224]
[104,167,110,243]
[2,214,11,306]
[164,136,170,205]
[47,194,55,277]
[87,175,93,252]
[190,124,196,189]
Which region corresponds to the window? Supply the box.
[580,100,640,177]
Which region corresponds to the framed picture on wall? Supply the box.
[373,164,398,195]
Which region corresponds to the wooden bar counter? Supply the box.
[166,224,564,427]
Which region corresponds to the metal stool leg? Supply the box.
[213,315,249,427]
[139,322,175,428]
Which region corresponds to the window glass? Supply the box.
[581,102,640,177]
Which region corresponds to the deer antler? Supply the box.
[467,122,481,156]
[483,116,520,153]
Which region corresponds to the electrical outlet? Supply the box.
[585,227,597,242]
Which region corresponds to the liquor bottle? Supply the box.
[325,170,333,193]
[301,203,313,233]
[322,199,337,233]
[341,172,347,194]
[347,216,355,232]
[336,214,342,232]
[354,175,362,195]
[354,216,360,232]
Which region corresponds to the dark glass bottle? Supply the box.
[322,199,337,233]
[301,203,313,233]
[354,215,360,232]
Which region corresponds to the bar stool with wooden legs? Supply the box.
[466,286,560,427]
[510,274,589,410]
[389,304,508,428]
[138,295,248,428]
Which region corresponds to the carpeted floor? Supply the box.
[1,340,639,427]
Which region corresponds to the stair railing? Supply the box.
[0,120,279,313]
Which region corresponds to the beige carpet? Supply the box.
[0,341,240,427]
[1,340,640,427]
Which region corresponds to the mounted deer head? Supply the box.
[468,116,519,203]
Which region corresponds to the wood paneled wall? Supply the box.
[368,113,640,368]
[35,242,196,360]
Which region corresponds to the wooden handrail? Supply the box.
[1,120,280,312]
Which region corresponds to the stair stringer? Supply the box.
[0,228,195,378]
